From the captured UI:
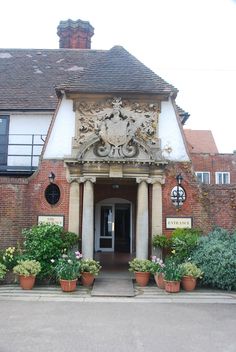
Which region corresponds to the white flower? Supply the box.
[50,259,55,263]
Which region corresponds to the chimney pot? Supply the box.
[57,19,94,49]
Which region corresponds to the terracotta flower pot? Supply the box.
[19,275,36,290]
[154,273,165,289]
[81,272,95,287]
[181,276,197,291]
[164,280,180,293]
[59,279,78,292]
[135,272,150,287]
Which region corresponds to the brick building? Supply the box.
[0,19,235,263]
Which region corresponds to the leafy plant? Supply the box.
[128,258,152,273]
[191,227,236,290]
[180,262,203,278]
[152,235,171,249]
[0,263,7,280]
[163,257,183,281]
[171,228,201,262]
[80,259,101,276]
[55,251,82,280]
[0,246,19,270]
[13,260,41,277]
[150,256,165,275]
[22,224,79,280]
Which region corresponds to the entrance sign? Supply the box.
[165,217,192,229]
[38,215,64,227]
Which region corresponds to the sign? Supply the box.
[38,215,64,227]
[166,217,192,229]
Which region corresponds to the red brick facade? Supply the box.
[190,153,236,184]
[1,158,236,249]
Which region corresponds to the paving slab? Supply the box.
[91,278,134,297]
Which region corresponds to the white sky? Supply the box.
[1,0,236,152]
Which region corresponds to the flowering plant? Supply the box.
[13,259,41,277]
[128,258,152,273]
[163,257,183,281]
[180,262,203,279]
[150,256,165,275]
[2,247,19,270]
[80,259,102,276]
[54,251,82,280]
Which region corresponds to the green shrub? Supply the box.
[22,224,79,281]
[152,235,171,249]
[0,263,7,280]
[191,227,236,290]
[171,228,201,262]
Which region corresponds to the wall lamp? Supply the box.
[171,173,186,208]
[48,172,55,183]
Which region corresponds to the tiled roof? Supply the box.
[57,46,178,95]
[0,49,106,110]
[184,129,219,153]
[0,46,177,111]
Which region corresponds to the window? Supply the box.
[195,172,210,184]
[215,172,230,185]
[45,184,60,205]
[0,116,9,165]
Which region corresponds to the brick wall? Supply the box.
[0,160,70,249]
[162,161,236,236]
[0,159,236,250]
[191,153,236,183]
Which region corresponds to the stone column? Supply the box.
[81,177,96,259]
[151,176,165,257]
[136,178,149,259]
[68,180,80,235]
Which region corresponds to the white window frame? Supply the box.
[195,172,210,184]
[215,172,230,185]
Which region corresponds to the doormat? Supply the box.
[91,278,135,297]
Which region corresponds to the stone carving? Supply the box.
[73,97,162,161]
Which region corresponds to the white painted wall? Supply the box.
[159,99,189,161]
[43,97,75,159]
[8,113,51,166]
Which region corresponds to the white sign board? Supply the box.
[166,217,192,229]
[38,215,64,227]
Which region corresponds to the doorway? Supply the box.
[95,199,132,254]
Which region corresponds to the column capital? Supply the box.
[68,176,96,184]
[149,176,165,185]
[136,177,152,184]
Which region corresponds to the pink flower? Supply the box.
[75,251,83,259]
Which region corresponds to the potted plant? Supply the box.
[0,263,7,281]
[150,256,165,289]
[129,258,152,286]
[80,259,102,286]
[163,258,183,293]
[1,246,19,283]
[152,234,172,259]
[54,251,82,292]
[180,262,203,291]
[13,259,41,290]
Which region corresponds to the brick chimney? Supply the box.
[57,19,94,49]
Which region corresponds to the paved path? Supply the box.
[0,299,236,352]
[0,283,236,304]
